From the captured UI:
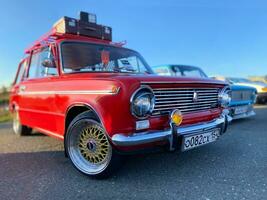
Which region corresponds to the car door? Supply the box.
[10,58,28,113]
[18,46,59,133]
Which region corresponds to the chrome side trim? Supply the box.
[141,81,227,85]
[152,88,219,91]
[18,88,120,96]
[19,107,65,117]
[111,114,227,147]
[35,127,64,139]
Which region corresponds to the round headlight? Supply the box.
[131,87,155,119]
[218,87,231,108]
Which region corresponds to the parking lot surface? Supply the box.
[0,105,267,200]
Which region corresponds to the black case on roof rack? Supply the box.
[78,21,103,39]
[53,11,112,41]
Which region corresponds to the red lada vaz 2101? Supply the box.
[10,12,232,178]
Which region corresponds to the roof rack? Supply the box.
[24,28,57,54]
[25,12,126,54]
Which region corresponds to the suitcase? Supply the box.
[77,21,102,39]
[53,16,78,34]
[102,26,112,41]
[79,11,97,24]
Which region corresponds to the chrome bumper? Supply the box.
[232,110,256,120]
[230,104,256,120]
[112,114,231,149]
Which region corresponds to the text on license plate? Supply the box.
[182,129,221,151]
[234,106,248,114]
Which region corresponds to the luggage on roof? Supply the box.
[53,11,112,41]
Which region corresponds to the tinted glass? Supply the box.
[61,42,152,74]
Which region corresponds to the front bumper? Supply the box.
[112,114,230,150]
[229,104,256,120]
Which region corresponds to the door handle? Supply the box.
[19,85,26,93]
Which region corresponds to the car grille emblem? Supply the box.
[193,91,198,102]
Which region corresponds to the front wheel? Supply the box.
[13,109,32,136]
[65,112,122,178]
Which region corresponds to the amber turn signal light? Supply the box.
[170,109,183,126]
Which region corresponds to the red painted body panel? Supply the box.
[10,34,227,147]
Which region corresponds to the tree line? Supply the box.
[0,86,9,106]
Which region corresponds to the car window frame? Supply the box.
[13,58,28,85]
[26,45,59,80]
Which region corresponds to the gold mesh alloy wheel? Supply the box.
[78,124,109,164]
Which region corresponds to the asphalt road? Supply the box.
[0,105,267,200]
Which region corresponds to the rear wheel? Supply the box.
[65,111,122,179]
[12,109,32,136]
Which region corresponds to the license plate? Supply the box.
[234,106,248,114]
[182,129,221,151]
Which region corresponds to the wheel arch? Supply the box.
[64,102,108,158]
[10,101,18,113]
[65,103,103,134]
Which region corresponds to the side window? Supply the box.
[28,47,57,79]
[14,59,27,85]
[28,52,39,78]
[154,67,172,76]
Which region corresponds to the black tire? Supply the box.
[13,109,32,136]
[257,97,266,104]
[256,97,261,104]
[65,111,122,179]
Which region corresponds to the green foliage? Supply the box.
[1,86,8,94]
[0,91,9,105]
[0,111,12,123]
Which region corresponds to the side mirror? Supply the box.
[42,59,55,68]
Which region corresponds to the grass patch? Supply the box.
[0,111,12,123]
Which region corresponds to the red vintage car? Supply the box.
[10,12,231,178]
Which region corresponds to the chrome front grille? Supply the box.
[231,90,252,101]
[151,87,219,115]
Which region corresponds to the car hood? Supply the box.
[234,82,266,91]
[230,84,256,91]
[63,73,227,85]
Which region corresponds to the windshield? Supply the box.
[61,42,153,74]
[175,65,208,78]
[152,65,207,78]
[228,78,252,83]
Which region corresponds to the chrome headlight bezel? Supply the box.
[130,86,155,119]
[252,90,257,103]
[218,86,231,108]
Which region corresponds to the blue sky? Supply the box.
[0,0,267,86]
